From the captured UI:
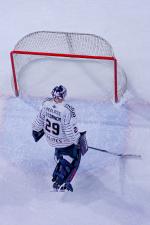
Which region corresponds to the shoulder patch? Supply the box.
[65,104,76,117]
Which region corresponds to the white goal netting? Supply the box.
[10,31,127,103]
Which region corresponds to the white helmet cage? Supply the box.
[51,85,67,100]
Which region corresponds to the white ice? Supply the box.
[0,1,150,225]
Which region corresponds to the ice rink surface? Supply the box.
[0,1,150,225]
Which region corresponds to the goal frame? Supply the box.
[10,50,118,102]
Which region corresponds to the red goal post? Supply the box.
[10,31,126,103]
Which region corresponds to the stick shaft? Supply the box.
[88,146,141,158]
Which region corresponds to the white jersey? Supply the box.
[32,98,80,148]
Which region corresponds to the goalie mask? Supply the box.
[51,85,67,100]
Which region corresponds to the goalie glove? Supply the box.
[78,131,88,156]
[32,129,44,142]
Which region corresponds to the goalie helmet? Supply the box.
[51,85,67,100]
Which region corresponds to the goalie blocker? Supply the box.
[78,131,88,156]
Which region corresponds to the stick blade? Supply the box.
[120,154,142,159]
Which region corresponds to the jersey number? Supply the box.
[45,119,60,135]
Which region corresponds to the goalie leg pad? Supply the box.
[53,145,81,187]
[52,162,61,182]
[54,158,73,185]
[66,148,81,183]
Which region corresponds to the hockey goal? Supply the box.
[10,31,127,102]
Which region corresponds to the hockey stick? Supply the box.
[88,146,142,159]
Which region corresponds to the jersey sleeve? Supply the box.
[32,107,45,132]
[63,104,80,144]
